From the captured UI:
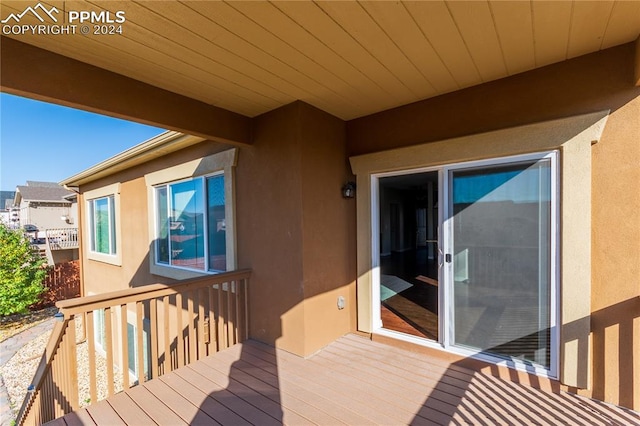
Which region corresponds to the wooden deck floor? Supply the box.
[50,334,640,426]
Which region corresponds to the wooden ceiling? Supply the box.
[2,1,640,120]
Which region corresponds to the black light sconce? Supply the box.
[342,182,356,198]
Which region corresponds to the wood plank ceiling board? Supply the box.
[600,1,640,50]
[80,1,279,114]
[1,2,267,116]
[100,0,295,107]
[446,0,508,83]
[316,1,435,100]
[230,1,386,110]
[273,1,413,110]
[145,1,316,108]
[359,1,459,95]
[567,0,616,59]
[531,1,573,67]
[489,0,535,75]
[184,1,363,119]
[0,3,219,108]
[403,1,481,89]
[131,1,330,108]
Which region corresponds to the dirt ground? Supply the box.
[0,306,57,342]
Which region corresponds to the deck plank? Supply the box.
[160,368,254,426]
[202,346,352,425]
[52,335,640,426]
[209,347,373,425]
[105,392,156,425]
[171,363,281,426]
[242,340,423,425]
[83,399,126,425]
[185,355,317,425]
[143,374,220,425]
[333,336,588,425]
[59,410,96,426]
[328,338,545,423]
[125,385,188,425]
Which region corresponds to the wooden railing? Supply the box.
[16,269,251,425]
[45,228,79,250]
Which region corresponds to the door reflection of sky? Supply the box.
[453,161,550,204]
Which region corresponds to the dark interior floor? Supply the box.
[380,248,439,340]
[380,248,550,367]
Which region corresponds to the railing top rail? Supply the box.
[56,269,251,317]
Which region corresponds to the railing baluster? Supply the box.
[51,350,62,416]
[244,278,249,341]
[86,311,97,404]
[150,298,159,379]
[209,286,217,354]
[120,304,130,390]
[234,280,239,345]
[163,296,170,374]
[217,283,226,350]
[226,281,232,347]
[43,371,52,421]
[60,336,69,416]
[197,288,206,360]
[66,317,79,411]
[104,307,114,397]
[176,293,184,368]
[188,291,195,364]
[136,301,144,385]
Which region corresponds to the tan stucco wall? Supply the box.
[347,42,640,410]
[81,101,357,359]
[236,102,356,357]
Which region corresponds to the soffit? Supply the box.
[2,1,640,120]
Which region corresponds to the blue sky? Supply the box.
[0,93,165,191]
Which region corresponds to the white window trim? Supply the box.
[145,149,237,280]
[84,183,122,266]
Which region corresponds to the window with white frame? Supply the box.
[88,195,116,255]
[154,174,227,272]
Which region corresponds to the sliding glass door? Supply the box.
[373,152,558,374]
[446,154,556,369]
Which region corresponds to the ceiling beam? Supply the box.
[0,37,252,145]
[635,36,640,86]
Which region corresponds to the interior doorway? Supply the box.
[378,171,439,340]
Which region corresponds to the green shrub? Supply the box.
[0,223,48,315]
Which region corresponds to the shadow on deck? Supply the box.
[50,334,640,426]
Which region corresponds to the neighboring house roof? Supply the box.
[26,181,64,188]
[15,182,74,204]
[0,191,16,210]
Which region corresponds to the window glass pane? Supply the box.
[207,175,226,272]
[170,179,205,270]
[93,197,111,254]
[109,196,116,253]
[451,159,551,367]
[89,201,96,252]
[156,187,169,264]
